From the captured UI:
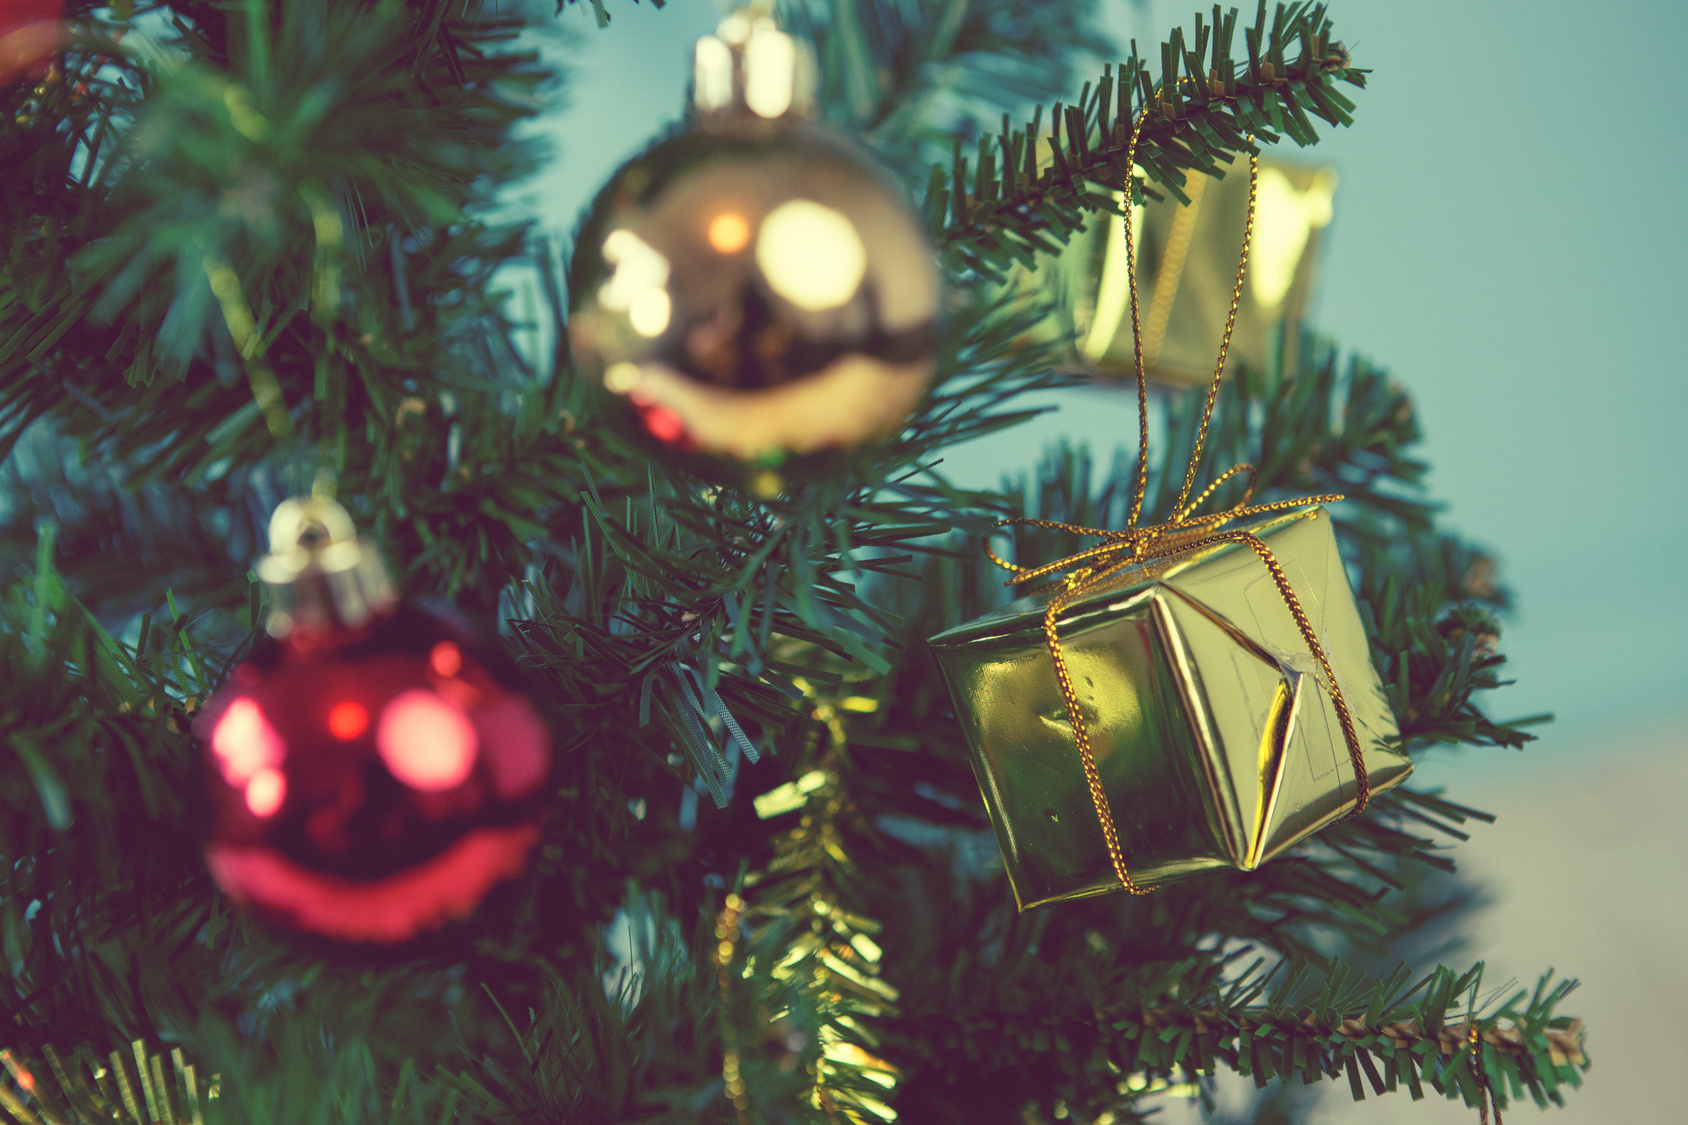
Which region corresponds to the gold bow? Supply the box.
[985,114,1369,895]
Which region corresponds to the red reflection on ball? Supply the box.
[245,767,287,816]
[429,641,462,678]
[326,700,368,740]
[643,404,686,443]
[211,698,285,784]
[377,690,478,791]
[207,823,541,944]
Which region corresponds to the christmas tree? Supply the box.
[0,0,1590,1121]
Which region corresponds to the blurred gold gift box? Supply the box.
[1033,155,1338,386]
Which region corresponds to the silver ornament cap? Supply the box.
[693,4,815,124]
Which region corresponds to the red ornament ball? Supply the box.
[195,603,553,944]
[0,0,64,86]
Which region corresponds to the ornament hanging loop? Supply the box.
[256,496,395,638]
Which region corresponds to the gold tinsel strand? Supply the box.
[716,892,750,1123]
[743,679,900,1123]
[0,1041,212,1125]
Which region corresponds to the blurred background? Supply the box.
[515,0,1688,1118]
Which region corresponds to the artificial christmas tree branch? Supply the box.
[928,2,1365,279]
[0,0,1591,1119]
[740,682,906,1122]
[888,955,1586,1122]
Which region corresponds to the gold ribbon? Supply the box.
[1469,1023,1504,1125]
[985,113,1370,895]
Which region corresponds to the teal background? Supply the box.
[519,4,1686,1118]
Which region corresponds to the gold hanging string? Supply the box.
[982,111,1371,895]
[1124,111,1154,531]
[1470,1023,1504,1125]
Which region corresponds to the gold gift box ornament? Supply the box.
[930,504,1411,908]
[931,128,1408,910]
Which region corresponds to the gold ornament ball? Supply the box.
[567,121,940,477]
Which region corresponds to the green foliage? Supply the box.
[0,1,1587,1122]
[926,2,1366,279]
[0,527,228,1044]
[779,0,1111,179]
[2,0,547,482]
[428,889,838,1124]
[887,952,1585,1123]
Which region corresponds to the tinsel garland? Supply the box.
[0,1040,211,1125]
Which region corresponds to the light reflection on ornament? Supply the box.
[743,27,796,118]
[707,211,751,254]
[717,13,751,43]
[245,767,287,816]
[597,229,672,341]
[693,34,733,111]
[637,399,689,445]
[205,823,541,944]
[429,641,462,678]
[604,361,643,395]
[628,287,672,338]
[327,700,368,740]
[755,200,866,311]
[1079,185,1146,363]
[1249,166,1335,312]
[378,690,478,791]
[212,698,285,784]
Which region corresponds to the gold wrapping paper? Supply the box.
[1035,155,1336,387]
[929,505,1410,909]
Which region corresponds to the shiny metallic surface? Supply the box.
[930,506,1411,909]
[567,123,939,474]
[1022,154,1337,389]
[256,496,396,638]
